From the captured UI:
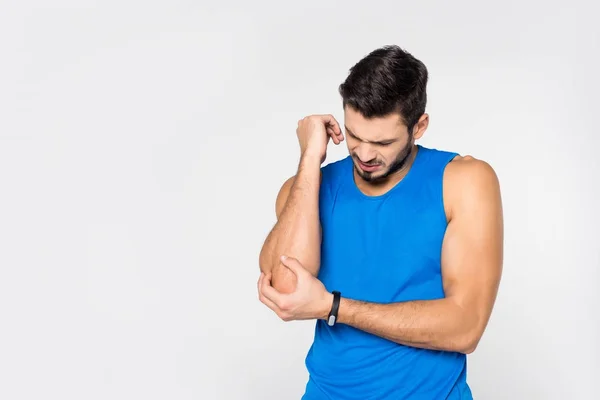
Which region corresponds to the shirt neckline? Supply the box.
[346,144,427,201]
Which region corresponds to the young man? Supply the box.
[257,45,503,399]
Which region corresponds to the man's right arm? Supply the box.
[258,152,323,294]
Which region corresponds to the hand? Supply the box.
[257,256,333,322]
[296,114,344,163]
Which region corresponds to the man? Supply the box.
[257,45,503,399]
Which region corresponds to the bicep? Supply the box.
[441,160,503,327]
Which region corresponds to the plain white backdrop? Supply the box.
[1,1,599,399]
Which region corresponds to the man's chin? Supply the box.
[355,167,387,183]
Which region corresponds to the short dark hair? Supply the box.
[339,45,428,133]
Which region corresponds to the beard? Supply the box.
[352,137,415,184]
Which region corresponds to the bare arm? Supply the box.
[335,158,503,354]
[258,153,323,294]
[258,114,344,294]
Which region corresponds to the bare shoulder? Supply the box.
[445,154,499,185]
[443,155,502,221]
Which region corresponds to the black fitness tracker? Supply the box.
[327,291,341,326]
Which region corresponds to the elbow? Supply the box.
[272,277,296,294]
[258,245,279,276]
[270,262,297,294]
[258,248,270,275]
[258,250,297,294]
[460,340,478,355]
[457,329,483,355]
[451,306,486,354]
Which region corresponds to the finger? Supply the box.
[320,114,343,138]
[258,289,290,321]
[326,127,340,144]
[259,284,283,315]
[279,255,307,278]
[328,124,344,143]
[260,271,287,307]
[260,272,295,321]
[257,272,264,296]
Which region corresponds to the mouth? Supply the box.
[357,160,382,172]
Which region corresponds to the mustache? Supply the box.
[353,156,382,166]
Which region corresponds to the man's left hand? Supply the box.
[257,256,333,322]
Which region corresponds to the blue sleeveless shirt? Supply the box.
[302,145,473,400]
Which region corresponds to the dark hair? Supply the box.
[339,45,428,133]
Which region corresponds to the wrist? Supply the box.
[300,150,323,166]
[320,291,334,320]
[325,291,342,326]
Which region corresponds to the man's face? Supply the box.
[343,106,415,183]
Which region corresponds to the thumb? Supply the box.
[280,255,307,277]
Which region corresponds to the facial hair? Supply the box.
[353,137,415,184]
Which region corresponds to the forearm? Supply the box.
[259,153,322,293]
[335,297,479,354]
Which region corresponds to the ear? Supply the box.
[412,113,429,140]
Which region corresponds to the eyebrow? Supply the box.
[344,125,397,145]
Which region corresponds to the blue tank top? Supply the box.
[302,145,473,400]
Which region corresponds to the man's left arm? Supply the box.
[335,158,504,354]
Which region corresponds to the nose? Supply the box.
[355,144,377,163]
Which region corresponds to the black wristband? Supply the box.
[327,291,341,326]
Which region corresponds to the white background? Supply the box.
[1,1,599,399]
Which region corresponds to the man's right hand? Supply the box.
[296,114,344,163]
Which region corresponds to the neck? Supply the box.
[354,145,419,196]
